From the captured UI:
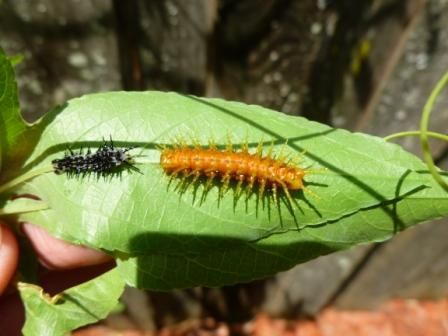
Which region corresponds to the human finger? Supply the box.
[22,223,111,270]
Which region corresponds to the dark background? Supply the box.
[1,0,448,332]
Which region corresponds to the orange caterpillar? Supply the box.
[160,138,313,204]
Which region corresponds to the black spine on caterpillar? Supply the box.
[52,138,141,177]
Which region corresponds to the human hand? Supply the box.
[0,221,113,334]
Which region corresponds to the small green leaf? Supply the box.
[0,48,41,182]
[19,268,125,336]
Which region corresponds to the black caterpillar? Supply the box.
[52,138,140,177]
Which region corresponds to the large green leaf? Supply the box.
[4,90,446,291]
[19,268,125,336]
[18,91,432,257]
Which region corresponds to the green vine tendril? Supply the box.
[386,72,448,191]
[420,71,448,192]
[385,72,448,191]
[384,130,448,142]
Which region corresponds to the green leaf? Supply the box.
[19,268,125,336]
[18,92,431,255]
[0,48,41,182]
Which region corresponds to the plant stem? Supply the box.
[0,201,49,216]
[0,165,53,194]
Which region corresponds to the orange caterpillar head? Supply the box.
[283,168,306,190]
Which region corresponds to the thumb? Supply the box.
[0,223,19,295]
